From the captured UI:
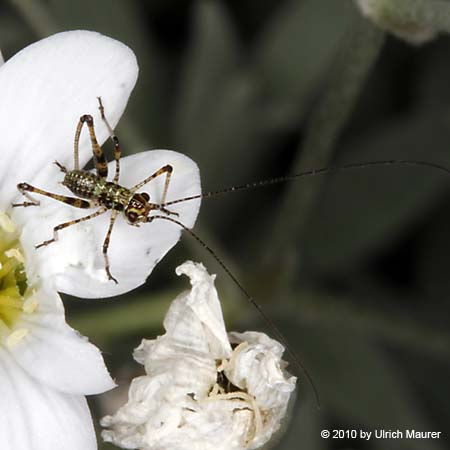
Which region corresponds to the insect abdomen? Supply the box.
[63,170,101,200]
[63,170,132,210]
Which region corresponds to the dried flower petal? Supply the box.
[102,261,296,450]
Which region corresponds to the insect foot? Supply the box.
[35,238,56,249]
[53,160,68,173]
[106,267,118,284]
[12,201,39,207]
[106,273,118,284]
[12,183,40,207]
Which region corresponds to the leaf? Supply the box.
[172,1,275,192]
[417,206,450,300]
[289,322,445,450]
[266,17,385,261]
[0,15,31,56]
[254,0,356,123]
[302,110,450,270]
[278,395,326,450]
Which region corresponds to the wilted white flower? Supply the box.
[101,261,296,450]
[0,31,200,449]
[354,0,438,44]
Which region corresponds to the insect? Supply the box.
[13,98,181,284]
[13,99,450,407]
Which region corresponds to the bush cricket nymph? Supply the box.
[13,98,180,284]
[13,99,450,406]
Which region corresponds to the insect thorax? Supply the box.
[63,170,132,210]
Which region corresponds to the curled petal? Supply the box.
[226,331,296,410]
[225,332,296,448]
[174,261,232,358]
[1,30,138,210]
[0,349,97,450]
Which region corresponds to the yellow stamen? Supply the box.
[0,258,19,279]
[5,248,25,264]
[0,295,23,308]
[0,211,29,343]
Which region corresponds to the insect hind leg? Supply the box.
[74,113,108,178]
[98,97,121,183]
[13,183,92,209]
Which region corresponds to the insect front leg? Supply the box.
[98,97,121,183]
[13,183,92,209]
[102,210,118,284]
[131,165,178,216]
[74,113,108,178]
[149,202,179,217]
[35,208,107,249]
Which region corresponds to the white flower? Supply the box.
[0,31,200,449]
[2,33,201,299]
[101,261,296,450]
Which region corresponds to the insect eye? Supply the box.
[127,211,138,223]
[141,192,150,201]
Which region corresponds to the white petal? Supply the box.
[1,30,138,210]
[10,283,115,395]
[20,150,201,298]
[0,348,97,450]
[0,49,4,66]
[134,261,231,374]
[174,261,232,357]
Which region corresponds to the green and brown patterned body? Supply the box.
[63,170,132,211]
[63,170,153,223]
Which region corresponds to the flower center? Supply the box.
[0,211,28,341]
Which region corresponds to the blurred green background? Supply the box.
[2,0,450,449]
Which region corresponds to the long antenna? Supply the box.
[161,159,450,207]
[148,214,321,407]
[151,158,450,407]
